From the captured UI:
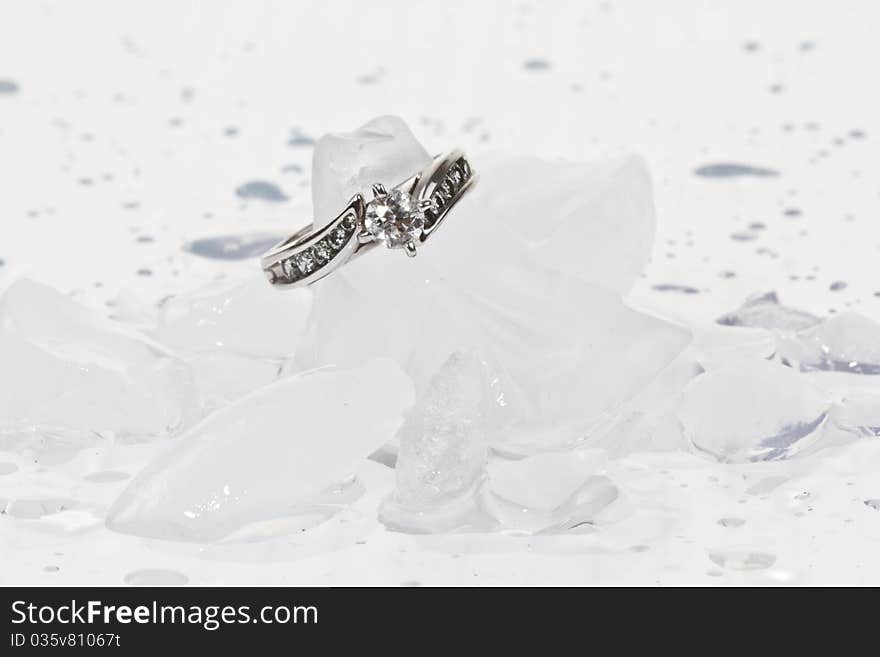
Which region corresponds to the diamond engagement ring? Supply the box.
[260,151,475,288]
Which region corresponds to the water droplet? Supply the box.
[694,163,780,178]
[235,180,289,202]
[522,58,552,71]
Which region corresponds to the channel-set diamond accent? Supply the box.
[279,212,358,283]
[425,156,472,224]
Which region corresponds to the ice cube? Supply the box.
[469,152,656,295]
[824,394,880,439]
[387,352,488,509]
[484,449,618,533]
[154,277,310,359]
[777,312,880,374]
[148,277,312,413]
[678,359,830,462]
[484,474,618,534]
[311,115,432,226]
[186,352,282,411]
[300,261,689,453]
[0,279,196,443]
[486,450,606,509]
[107,359,413,542]
[690,324,776,371]
[379,353,495,533]
[584,352,702,454]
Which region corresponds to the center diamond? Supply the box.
[364,189,425,249]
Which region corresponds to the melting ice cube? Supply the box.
[0,279,196,444]
[379,353,493,533]
[678,359,829,462]
[777,312,880,374]
[107,359,413,542]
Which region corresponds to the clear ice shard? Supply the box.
[298,116,690,453]
[584,352,702,454]
[776,312,880,374]
[823,394,880,439]
[468,152,656,295]
[678,359,830,462]
[0,279,196,443]
[149,277,312,411]
[311,115,432,226]
[379,353,489,532]
[716,292,821,332]
[106,359,413,542]
[153,277,310,359]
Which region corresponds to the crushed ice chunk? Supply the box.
[186,352,281,412]
[823,394,880,439]
[379,353,493,533]
[301,262,689,453]
[481,441,618,535]
[107,359,413,542]
[392,353,488,507]
[470,153,656,294]
[150,277,311,412]
[0,279,196,442]
[690,324,778,372]
[311,116,432,226]
[716,292,821,331]
[154,277,310,359]
[678,359,830,462]
[487,451,601,512]
[776,312,880,374]
[583,352,701,454]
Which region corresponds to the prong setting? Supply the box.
[363,188,426,250]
